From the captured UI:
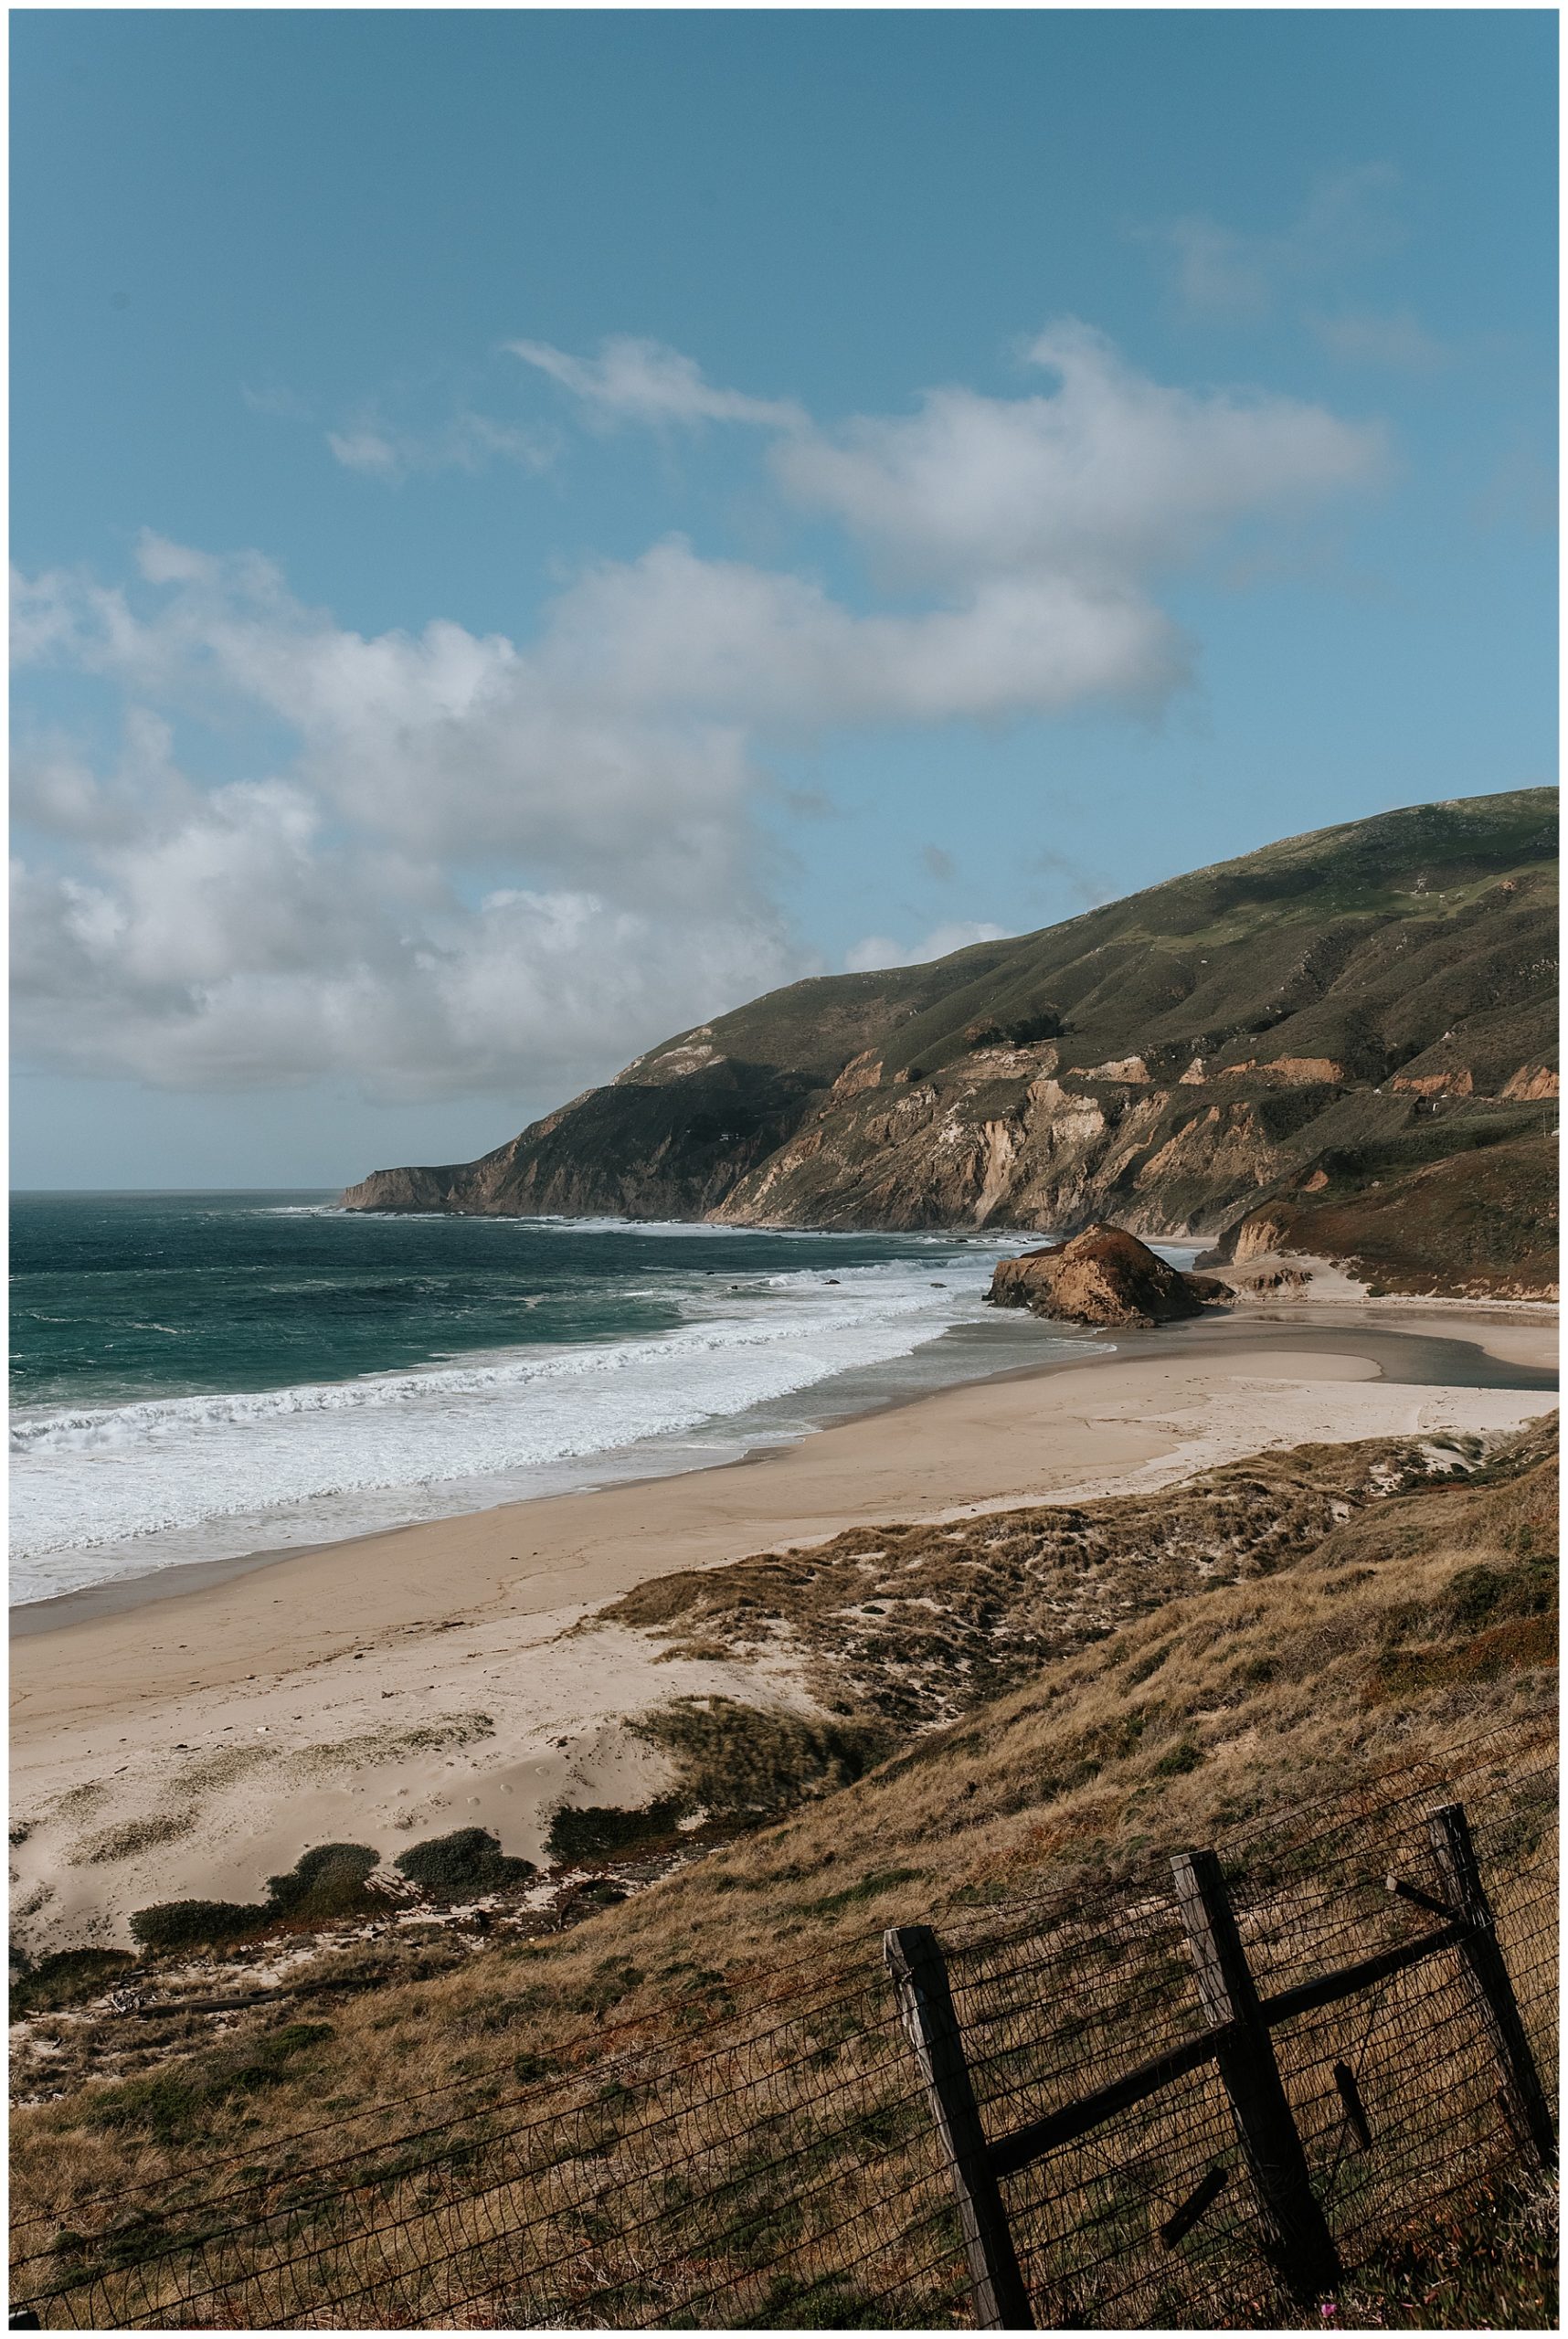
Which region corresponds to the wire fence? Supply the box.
[9,1721,1556,2330]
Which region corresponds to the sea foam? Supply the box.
[11,1253,1057,1602]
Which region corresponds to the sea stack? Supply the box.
[986,1223,1233,1328]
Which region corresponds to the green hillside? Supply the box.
[343,789,1557,1287]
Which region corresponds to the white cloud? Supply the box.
[775,323,1381,586]
[11,546,797,1092]
[12,787,797,1098]
[13,538,767,894]
[538,535,1186,722]
[509,333,803,430]
[1150,164,1404,320]
[242,383,313,421]
[327,407,551,482]
[241,369,550,483]
[12,708,189,842]
[843,921,1010,974]
[326,423,402,477]
[13,326,1382,1100]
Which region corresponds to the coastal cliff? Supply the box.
[344,790,1558,1291]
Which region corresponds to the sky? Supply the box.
[10,8,1557,1191]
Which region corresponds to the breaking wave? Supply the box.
[11,1252,1071,1602]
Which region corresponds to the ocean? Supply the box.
[10,1191,1118,1607]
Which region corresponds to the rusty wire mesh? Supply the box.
[9,1722,1556,2331]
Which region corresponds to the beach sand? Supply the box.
[11,1293,1555,1950]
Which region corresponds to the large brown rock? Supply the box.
[986,1223,1232,1327]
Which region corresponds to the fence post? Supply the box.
[884,1925,1034,2331]
[1427,1803,1556,2169]
[1171,1849,1341,2301]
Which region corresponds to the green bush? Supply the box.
[394,1827,535,1899]
[265,1842,386,1921]
[1006,1008,1063,1044]
[131,1841,390,1951]
[129,1898,268,1951]
[546,1798,690,1864]
[1442,1562,1507,1630]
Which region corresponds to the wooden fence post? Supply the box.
[884,1925,1034,2331]
[1427,1803,1556,2170]
[1171,1849,1342,2301]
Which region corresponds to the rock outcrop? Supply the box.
[342,793,1558,1295]
[1500,1064,1560,1103]
[987,1224,1233,1327]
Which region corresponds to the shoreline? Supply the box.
[11,1301,1556,1641]
[7,1304,1085,1635]
[11,1293,1556,1951]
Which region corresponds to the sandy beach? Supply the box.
[11,1292,1556,1951]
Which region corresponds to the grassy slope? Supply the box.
[344,791,1558,1248]
[851,788,1558,1088]
[630,788,1557,1093]
[12,1417,1556,2227]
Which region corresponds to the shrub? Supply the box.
[265,1842,386,1922]
[635,1697,891,1817]
[1007,1009,1063,1043]
[568,1961,646,2016]
[808,1867,923,1916]
[394,1827,535,1899]
[131,1843,390,1950]
[1442,1562,1507,1630]
[11,1947,138,2015]
[546,1798,690,1864]
[129,1898,268,1951]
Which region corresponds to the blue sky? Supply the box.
[11,9,1557,1189]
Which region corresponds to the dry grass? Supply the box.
[9,1416,1557,2327]
[1280,2171,1557,2329]
[596,1431,1504,1735]
[9,1737,1553,2329]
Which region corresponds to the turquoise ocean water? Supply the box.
[10,1192,1106,1605]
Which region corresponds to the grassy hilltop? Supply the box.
[344,790,1558,1293]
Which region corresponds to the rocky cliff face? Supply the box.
[343,792,1558,1287]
